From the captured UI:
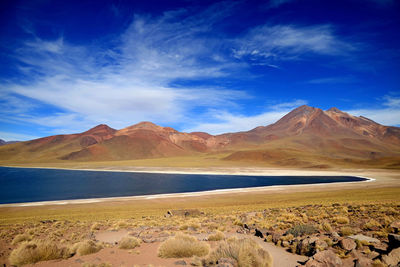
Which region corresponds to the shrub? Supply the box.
[207,237,273,267]
[119,237,141,249]
[208,231,225,241]
[9,241,68,266]
[334,216,350,224]
[339,226,354,236]
[71,240,102,256]
[11,234,32,245]
[321,222,333,233]
[158,233,209,258]
[286,224,318,237]
[364,219,381,230]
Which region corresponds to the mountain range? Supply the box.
[1,105,399,168]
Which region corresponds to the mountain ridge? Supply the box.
[1,105,399,168]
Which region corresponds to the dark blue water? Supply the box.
[0,167,367,204]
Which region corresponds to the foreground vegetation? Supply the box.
[0,186,399,266]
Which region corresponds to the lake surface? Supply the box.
[0,167,367,204]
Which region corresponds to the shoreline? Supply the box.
[0,165,376,207]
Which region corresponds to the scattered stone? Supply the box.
[382,247,400,267]
[297,237,319,256]
[167,209,203,217]
[216,258,236,267]
[174,260,187,265]
[74,259,84,263]
[304,250,343,267]
[349,234,380,244]
[331,232,340,241]
[354,256,373,267]
[272,232,282,244]
[282,241,290,247]
[367,251,380,260]
[315,239,328,251]
[340,238,356,251]
[254,228,264,238]
[390,221,400,233]
[388,234,400,249]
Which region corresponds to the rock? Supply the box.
[272,232,282,244]
[367,251,380,260]
[340,238,357,251]
[305,250,343,267]
[297,237,319,256]
[388,234,400,249]
[349,234,380,244]
[282,241,290,247]
[217,258,236,267]
[315,239,328,251]
[390,221,400,233]
[168,209,202,217]
[382,247,400,266]
[255,228,264,238]
[331,232,340,241]
[354,256,373,267]
[174,260,187,265]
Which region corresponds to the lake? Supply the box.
[0,167,367,204]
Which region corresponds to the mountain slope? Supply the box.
[0,105,399,168]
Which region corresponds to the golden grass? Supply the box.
[11,233,32,245]
[71,240,102,256]
[158,233,209,258]
[207,237,273,267]
[207,231,225,241]
[1,187,399,225]
[9,240,68,266]
[118,237,141,249]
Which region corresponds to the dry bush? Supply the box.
[158,233,209,258]
[9,241,68,266]
[340,226,354,236]
[207,231,225,241]
[286,224,318,237]
[321,222,333,233]
[70,240,102,256]
[364,219,382,230]
[11,233,32,245]
[119,237,141,249]
[207,237,273,267]
[333,216,350,224]
[90,223,101,232]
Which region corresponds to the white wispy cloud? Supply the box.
[233,24,354,64]
[346,96,400,126]
[184,100,307,134]
[0,131,39,141]
[1,2,357,137]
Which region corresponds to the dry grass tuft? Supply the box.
[207,231,225,241]
[158,233,209,258]
[334,216,350,224]
[9,240,68,266]
[11,233,32,245]
[207,237,273,267]
[71,240,103,256]
[118,237,141,249]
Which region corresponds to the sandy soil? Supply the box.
[26,230,307,267]
[1,167,399,207]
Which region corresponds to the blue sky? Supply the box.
[0,0,399,140]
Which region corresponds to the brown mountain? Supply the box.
[1,105,399,168]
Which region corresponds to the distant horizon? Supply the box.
[1,0,399,141]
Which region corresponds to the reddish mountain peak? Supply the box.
[327,107,341,113]
[190,132,213,139]
[129,121,159,129]
[82,124,116,135]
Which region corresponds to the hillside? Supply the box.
[1,105,400,168]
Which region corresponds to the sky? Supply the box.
[0,0,399,141]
